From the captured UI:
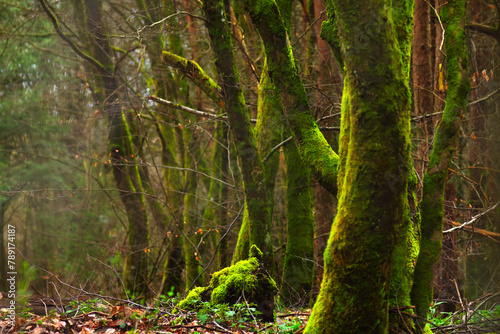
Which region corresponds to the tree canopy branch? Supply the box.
[161,51,225,109]
[39,0,111,75]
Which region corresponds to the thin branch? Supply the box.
[187,204,245,291]
[23,39,80,62]
[444,202,500,234]
[149,95,220,118]
[445,221,500,241]
[428,0,445,52]
[468,22,500,40]
[318,112,341,122]
[149,95,257,123]
[155,163,236,189]
[263,136,293,163]
[134,11,205,39]
[468,88,500,106]
[319,126,340,131]
[114,45,141,74]
[411,111,444,121]
[292,10,326,48]
[231,29,260,82]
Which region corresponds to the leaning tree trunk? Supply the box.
[411,1,470,332]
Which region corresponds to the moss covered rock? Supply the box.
[176,246,277,321]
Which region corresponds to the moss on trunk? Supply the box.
[243,0,339,197]
[203,0,275,274]
[281,135,314,306]
[411,1,470,332]
[305,0,413,332]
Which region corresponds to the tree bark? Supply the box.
[242,0,339,196]
[281,133,314,306]
[411,1,470,332]
[243,0,412,332]
[203,0,275,274]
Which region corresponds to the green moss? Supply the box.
[304,0,414,332]
[411,1,469,331]
[232,205,250,264]
[243,0,339,196]
[176,286,209,311]
[204,0,275,273]
[320,2,343,71]
[176,248,277,321]
[161,51,223,108]
[281,137,314,305]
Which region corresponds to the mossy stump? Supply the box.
[176,246,277,321]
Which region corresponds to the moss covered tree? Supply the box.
[243,0,470,332]
[202,0,276,274]
[411,0,470,332]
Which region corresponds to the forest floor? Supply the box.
[1,295,500,333]
[1,296,310,334]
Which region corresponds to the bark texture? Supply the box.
[411,1,470,332]
[244,1,412,332]
[243,0,339,196]
[307,1,413,332]
[203,0,275,274]
[281,135,314,305]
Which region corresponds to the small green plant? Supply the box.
[129,311,142,321]
[196,310,209,324]
[18,261,37,306]
[64,298,106,316]
[19,307,33,319]
[167,286,175,298]
[278,320,301,334]
[428,301,500,331]
[190,301,265,327]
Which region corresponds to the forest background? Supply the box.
[1,0,500,332]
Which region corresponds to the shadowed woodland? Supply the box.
[1,0,500,333]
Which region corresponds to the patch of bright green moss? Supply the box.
[176,246,277,321]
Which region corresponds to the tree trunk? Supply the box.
[182,125,201,290]
[411,1,470,332]
[281,134,314,306]
[201,122,228,278]
[203,0,275,274]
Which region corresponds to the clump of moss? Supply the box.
[176,245,277,321]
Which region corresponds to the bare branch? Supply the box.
[468,22,500,40]
[135,11,205,39]
[444,202,500,234]
[149,95,221,119]
[468,88,500,106]
[263,136,293,163]
[149,95,257,123]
